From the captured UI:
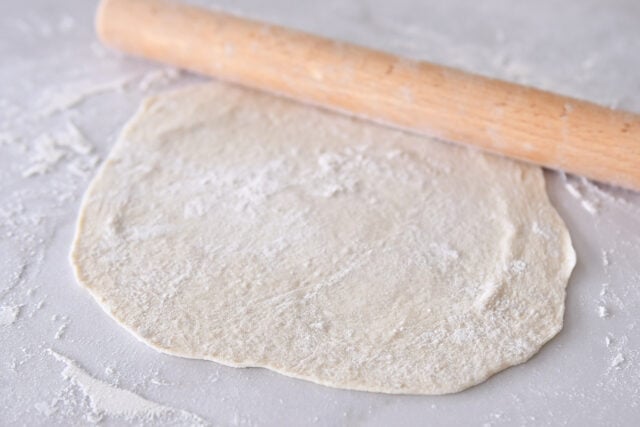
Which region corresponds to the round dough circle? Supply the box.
[72,83,575,394]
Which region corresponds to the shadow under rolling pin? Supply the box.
[96,0,640,191]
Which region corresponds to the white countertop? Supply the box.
[1,0,639,425]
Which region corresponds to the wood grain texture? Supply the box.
[97,0,640,190]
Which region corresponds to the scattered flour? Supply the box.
[561,173,599,216]
[48,349,208,425]
[599,283,609,297]
[21,133,65,178]
[579,177,640,217]
[21,120,98,178]
[34,400,57,417]
[36,78,134,116]
[610,353,625,368]
[564,180,582,199]
[597,305,609,318]
[509,260,527,274]
[33,68,184,116]
[0,305,21,326]
[580,199,598,216]
[54,324,68,340]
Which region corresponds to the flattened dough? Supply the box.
[71,83,575,394]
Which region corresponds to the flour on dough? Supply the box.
[71,83,575,394]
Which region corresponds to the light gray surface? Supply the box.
[1,0,639,425]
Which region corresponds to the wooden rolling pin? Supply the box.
[97,0,640,190]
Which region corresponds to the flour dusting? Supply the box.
[0,305,21,326]
[561,173,599,216]
[597,305,609,319]
[36,78,133,116]
[48,349,208,425]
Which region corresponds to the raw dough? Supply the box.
[71,83,575,394]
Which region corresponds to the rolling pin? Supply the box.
[97,0,640,191]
